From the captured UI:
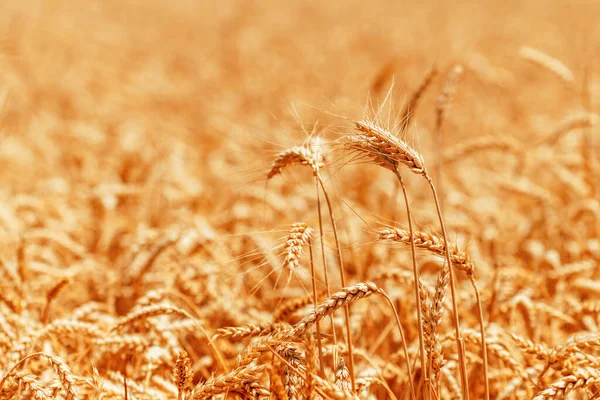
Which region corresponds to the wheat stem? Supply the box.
[315,173,356,393]
[315,177,338,368]
[427,178,470,400]
[308,238,325,378]
[393,168,428,400]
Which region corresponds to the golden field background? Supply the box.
[0,0,599,399]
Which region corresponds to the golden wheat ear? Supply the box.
[344,114,489,400]
[174,350,193,400]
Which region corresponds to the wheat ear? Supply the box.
[533,367,600,400]
[281,345,304,400]
[520,46,575,84]
[290,281,416,398]
[348,118,476,400]
[335,357,351,391]
[267,139,353,385]
[213,322,287,341]
[434,64,463,207]
[266,145,325,180]
[191,365,268,400]
[174,350,193,400]
[41,277,70,324]
[378,227,473,275]
[282,223,313,277]
[401,65,439,131]
[0,352,78,399]
[426,264,449,391]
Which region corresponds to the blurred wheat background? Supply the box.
[0,0,599,399]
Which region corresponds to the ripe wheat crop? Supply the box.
[0,0,599,399]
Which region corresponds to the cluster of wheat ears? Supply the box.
[0,1,599,399]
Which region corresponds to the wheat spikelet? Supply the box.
[348,120,427,175]
[267,142,325,179]
[0,352,78,399]
[509,333,550,361]
[291,282,379,337]
[426,265,449,384]
[443,136,522,165]
[533,367,600,400]
[312,374,356,400]
[440,362,461,400]
[191,365,266,399]
[497,375,525,400]
[213,322,287,341]
[111,304,193,332]
[14,319,105,353]
[573,278,600,294]
[1,373,49,400]
[174,350,192,400]
[370,267,413,284]
[334,357,351,391]
[549,333,600,365]
[436,64,464,130]
[548,259,595,279]
[543,111,599,145]
[124,233,179,285]
[520,46,575,84]
[401,65,439,130]
[92,334,149,355]
[280,345,304,400]
[377,227,474,276]
[282,222,313,273]
[0,290,22,315]
[371,59,397,95]
[475,336,526,379]
[498,176,557,204]
[273,293,319,322]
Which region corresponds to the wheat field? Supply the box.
[0,0,599,399]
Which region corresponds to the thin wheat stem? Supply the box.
[378,288,417,400]
[315,173,356,393]
[393,168,428,400]
[308,238,325,378]
[470,276,490,400]
[315,177,338,367]
[427,178,469,400]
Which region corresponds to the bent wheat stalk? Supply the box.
[347,118,490,400]
[267,139,356,392]
[393,168,429,400]
[290,281,416,399]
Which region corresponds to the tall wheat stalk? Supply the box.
[267,138,357,392]
[393,168,429,399]
[347,117,479,399]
